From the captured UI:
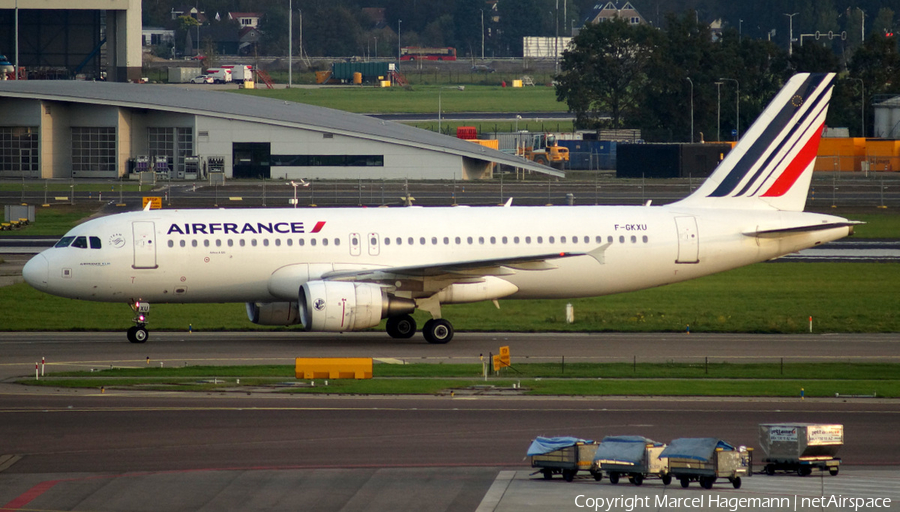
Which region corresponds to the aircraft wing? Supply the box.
[321,248,607,284]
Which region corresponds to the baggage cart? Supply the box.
[660,438,750,489]
[527,436,598,482]
[590,435,670,485]
[758,423,842,476]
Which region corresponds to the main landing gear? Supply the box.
[127,301,150,344]
[384,314,455,344]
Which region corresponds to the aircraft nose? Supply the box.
[23,253,49,289]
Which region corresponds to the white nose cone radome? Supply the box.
[22,253,49,290]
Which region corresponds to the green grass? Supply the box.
[22,361,900,397]
[236,85,567,114]
[47,362,900,380]
[2,262,899,333]
[0,204,105,236]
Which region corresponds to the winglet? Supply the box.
[143,200,152,212]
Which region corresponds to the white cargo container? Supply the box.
[758,423,842,476]
[167,67,202,83]
[222,65,253,84]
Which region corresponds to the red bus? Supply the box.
[399,47,457,61]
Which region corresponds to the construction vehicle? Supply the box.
[518,133,569,169]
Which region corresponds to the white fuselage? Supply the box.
[25,205,852,305]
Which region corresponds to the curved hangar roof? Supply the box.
[0,81,563,178]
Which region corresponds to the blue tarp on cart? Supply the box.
[527,437,592,456]
[592,436,663,464]
[659,438,735,462]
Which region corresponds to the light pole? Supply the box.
[480,9,485,60]
[686,77,693,143]
[288,0,292,88]
[720,77,739,140]
[784,13,798,56]
[397,19,402,65]
[438,86,462,134]
[851,77,865,137]
[554,0,559,75]
[715,81,723,142]
[374,37,377,60]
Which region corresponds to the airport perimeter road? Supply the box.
[0,331,898,381]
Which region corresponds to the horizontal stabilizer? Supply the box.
[744,221,862,238]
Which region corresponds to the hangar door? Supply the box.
[233,143,271,179]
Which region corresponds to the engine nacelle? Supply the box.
[299,281,415,332]
[246,301,301,326]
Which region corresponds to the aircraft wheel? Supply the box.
[700,476,714,489]
[608,472,619,484]
[542,469,553,480]
[680,478,690,488]
[662,474,672,486]
[829,467,839,476]
[386,314,417,339]
[732,477,742,489]
[563,469,575,482]
[422,319,453,344]
[798,467,812,477]
[126,326,136,343]
[131,326,149,344]
[631,473,643,486]
[591,470,602,481]
[765,464,776,475]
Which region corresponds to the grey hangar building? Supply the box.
[0,81,559,182]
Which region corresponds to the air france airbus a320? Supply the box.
[24,73,858,344]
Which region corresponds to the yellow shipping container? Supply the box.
[865,139,900,172]
[816,137,865,172]
[512,80,523,88]
[467,139,500,150]
[295,357,373,380]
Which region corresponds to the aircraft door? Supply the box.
[367,232,380,256]
[675,216,699,264]
[132,221,158,269]
[349,233,361,256]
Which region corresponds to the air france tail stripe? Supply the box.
[736,82,831,197]
[761,122,825,197]
[708,74,828,198]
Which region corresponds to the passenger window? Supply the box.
[608,236,613,243]
[286,239,292,247]
[192,240,198,247]
[432,237,438,245]
[251,239,257,247]
[572,236,578,244]
[478,236,484,244]
[596,236,602,243]
[490,236,496,244]
[216,239,222,247]
[455,237,461,244]
[54,236,75,248]
[525,236,531,244]
[384,237,391,246]
[263,239,270,247]
[322,238,328,246]
[631,235,637,243]
[203,240,210,247]
[514,236,520,244]
[642,235,648,243]
[396,237,402,245]
[90,236,102,249]
[444,237,450,245]
[408,237,414,245]
[619,236,625,243]
[549,236,555,244]
[584,236,590,243]
[71,236,88,249]
[298,239,304,246]
[536,236,542,244]
[275,239,281,247]
[334,238,340,246]
[561,236,567,243]
[311,239,317,246]
[467,237,473,245]
[167,240,174,248]
[419,237,426,245]
[180,240,186,247]
[502,236,508,244]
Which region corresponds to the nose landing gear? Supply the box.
[127,301,150,344]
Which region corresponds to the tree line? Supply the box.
[556,12,900,141]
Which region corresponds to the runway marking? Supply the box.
[1,479,60,511]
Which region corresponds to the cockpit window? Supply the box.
[71,236,88,249]
[54,236,75,248]
[90,236,102,249]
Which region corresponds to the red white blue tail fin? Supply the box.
[676,73,835,211]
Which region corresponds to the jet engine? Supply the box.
[299,281,415,332]
[246,301,301,326]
